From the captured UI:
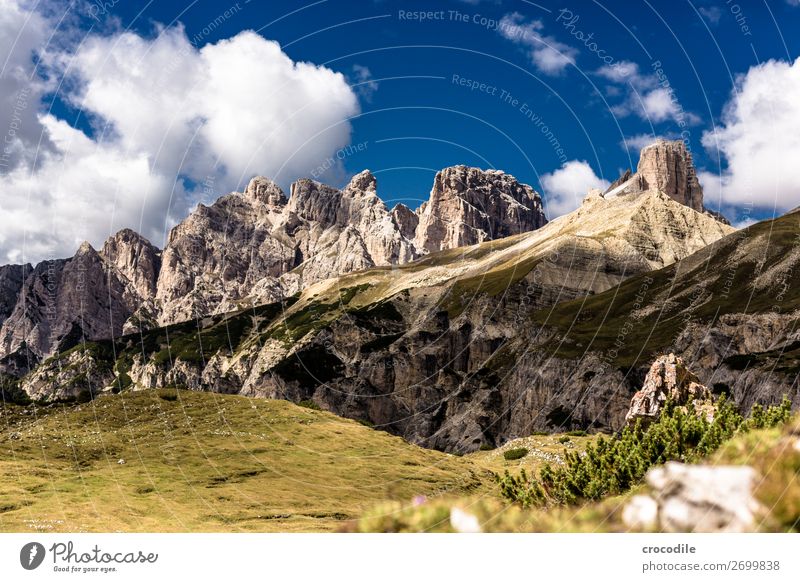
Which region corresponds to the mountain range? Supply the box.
[2,139,796,452]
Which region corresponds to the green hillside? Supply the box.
[532,211,800,366]
[0,390,492,532]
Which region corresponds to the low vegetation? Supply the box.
[498,396,792,507]
[354,406,800,533]
[502,448,528,461]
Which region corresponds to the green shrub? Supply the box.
[558,436,571,444]
[566,430,587,437]
[499,395,792,507]
[298,399,321,411]
[479,443,495,451]
[746,398,792,430]
[503,447,529,461]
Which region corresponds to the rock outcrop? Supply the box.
[625,462,763,533]
[0,238,158,374]
[0,264,28,326]
[154,178,296,325]
[636,140,703,211]
[20,345,111,402]
[415,166,546,253]
[625,353,713,425]
[100,229,161,300]
[607,139,725,221]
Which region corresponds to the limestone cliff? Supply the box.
[607,139,724,221]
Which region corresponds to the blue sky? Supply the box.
[2,0,800,262]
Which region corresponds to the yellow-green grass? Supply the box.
[0,390,493,532]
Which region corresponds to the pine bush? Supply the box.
[498,395,792,507]
[503,447,529,461]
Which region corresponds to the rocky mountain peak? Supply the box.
[244,176,287,208]
[345,169,377,194]
[287,178,343,224]
[607,139,706,215]
[75,240,97,256]
[101,229,161,299]
[391,203,418,239]
[636,140,703,211]
[415,165,547,253]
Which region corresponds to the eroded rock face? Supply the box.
[156,168,547,325]
[0,232,165,374]
[415,166,547,253]
[391,204,418,240]
[607,139,724,221]
[636,141,704,211]
[101,229,161,299]
[0,264,29,326]
[0,167,550,369]
[20,346,115,402]
[0,242,148,372]
[155,179,296,324]
[625,353,712,425]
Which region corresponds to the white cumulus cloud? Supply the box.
[498,12,577,75]
[541,160,610,217]
[0,8,360,264]
[700,57,800,212]
[597,60,700,125]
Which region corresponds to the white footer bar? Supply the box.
[1,533,797,581]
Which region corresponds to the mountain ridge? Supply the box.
[0,165,548,375]
[8,185,742,451]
